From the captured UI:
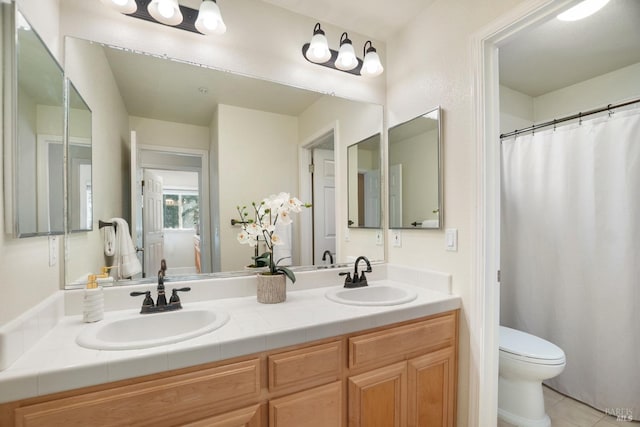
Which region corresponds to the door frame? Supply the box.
[298,122,338,266]
[470,0,576,425]
[133,143,211,274]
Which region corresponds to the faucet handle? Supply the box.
[169,287,191,304]
[339,272,352,286]
[130,291,154,308]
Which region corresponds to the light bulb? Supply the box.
[306,24,331,63]
[195,0,227,35]
[100,0,137,14]
[336,41,357,71]
[157,0,175,18]
[361,42,383,77]
[557,0,610,21]
[113,0,128,5]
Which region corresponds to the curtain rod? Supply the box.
[500,97,640,139]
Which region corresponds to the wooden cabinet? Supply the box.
[0,311,458,427]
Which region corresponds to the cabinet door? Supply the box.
[407,347,456,427]
[269,381,342,427]
[348,362,406,427]
[184,404,264,427]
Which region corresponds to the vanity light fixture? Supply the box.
[557,0,610,21]
[100,0,226,35]
[302,23,383,77]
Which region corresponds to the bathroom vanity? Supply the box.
[0,265,460,426]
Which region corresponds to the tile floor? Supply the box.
[497,386,635,427]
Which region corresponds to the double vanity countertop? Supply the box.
[0,264,460,404]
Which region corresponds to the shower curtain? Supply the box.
[500,106,640,416]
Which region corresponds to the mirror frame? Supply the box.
[388,106,443,230]
[347,133,383,229]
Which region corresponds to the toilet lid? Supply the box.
[499,326,565,363]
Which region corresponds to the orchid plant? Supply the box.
[236,192,310,283]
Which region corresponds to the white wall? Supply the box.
[0,0,63,326]
[385,0,524,423]
[216,104,299,271]
[64,37,130,286]
[499,85,534,134]
[129,116,210,151]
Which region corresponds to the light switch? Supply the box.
[392,230,402,247]
[375,230,383,246]
[445,228,457,252]
[344,227,350,242]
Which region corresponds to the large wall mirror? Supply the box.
[347,134,382,228]
[63,36,384,287]
[2,4,65,237]
[67,81,92,232]
[388,107,443,229]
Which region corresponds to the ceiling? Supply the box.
[499,0,640,97]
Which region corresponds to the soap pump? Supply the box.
[83,273,105,323]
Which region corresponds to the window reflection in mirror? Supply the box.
[67,81,92,232]
[388,107,442,229]
[7,8,65,236]
[347,134,382,228]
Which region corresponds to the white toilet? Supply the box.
[498,326,566,427]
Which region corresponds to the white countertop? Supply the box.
[0,265,460,404]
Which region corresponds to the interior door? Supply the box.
[143,169,164,278]
[130,131,144,276]
[312,148,336,265]
[364,170,380,227]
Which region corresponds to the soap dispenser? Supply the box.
[83,274,104,323]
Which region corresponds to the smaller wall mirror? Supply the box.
[2,5,65,237]
[67,81,92,232]
[347,133,382,228]
[388,107,442,229]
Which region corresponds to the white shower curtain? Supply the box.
[500,106,640,415]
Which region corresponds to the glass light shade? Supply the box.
[362,50,383,77]
[195,0,227,35]
[336,41,358,71]
[557,0,610,21]
[100,0,137,14]
[307,33,331,63]
[148,0,183,26]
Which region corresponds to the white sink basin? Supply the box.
[76,307,230,350]
[325,285,417,306]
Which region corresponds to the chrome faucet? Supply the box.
[130,259,191,314]
[339,256,372,288]
[321,250,334,265]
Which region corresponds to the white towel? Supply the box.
[421,219,439,228]
[272,222,292,266]
[103,225,116,257]
[109,218,142,279]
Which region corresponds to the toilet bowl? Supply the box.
[498,326,566,427]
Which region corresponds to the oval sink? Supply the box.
[325,285,417,306]
[76,308,230,350]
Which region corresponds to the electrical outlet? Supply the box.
[375,230,383,245]
[49,235,58,266]
[392,230,402,247]
[344,227,350,242]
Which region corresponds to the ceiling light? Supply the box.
[147,0,183,26]
[335,33,358,71]
[195,0,226,35]
[557,0,610,21]
[306,23,331,63]
[361,41,383,78]
[100,0,137,14]
[301,24,383,77]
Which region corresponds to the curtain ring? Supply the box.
[553,119,556,131]
[608,104,613,117]
[578,112,582,125]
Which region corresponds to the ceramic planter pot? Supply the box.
[256,273,286,304]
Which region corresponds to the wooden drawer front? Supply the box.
[268,341,342,393]
[14,359,261,427]
[183,404,264,427]
[269,381,342,427]
[349,313,456,370]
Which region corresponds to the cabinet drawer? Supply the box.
[269,381,342,427]
[14,359,261,427]
[268,341,342,394]
[349,312,456,370]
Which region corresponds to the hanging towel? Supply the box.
[109,218,142,279]
[103,225,116,257]
[272,222,292,266]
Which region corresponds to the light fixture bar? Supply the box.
[126,0,202,34]
[302,43,363,76]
